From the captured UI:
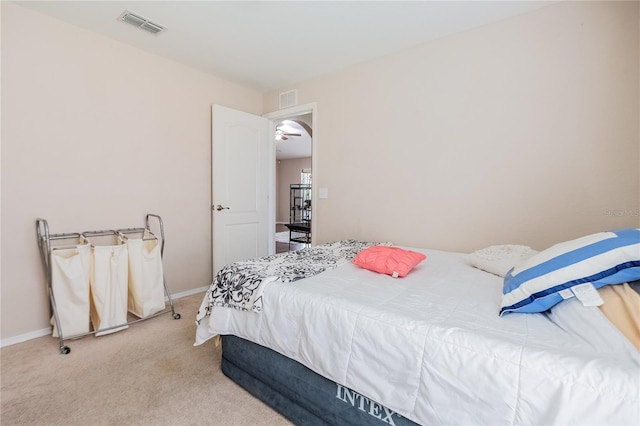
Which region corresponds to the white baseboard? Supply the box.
[1,287,209,349]
[1,327,52,348]
[168,286,208,300]
[171,285,210,299]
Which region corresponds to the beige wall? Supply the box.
[276,157,312,223]
[265,0,640,252]
[1,3,262,341]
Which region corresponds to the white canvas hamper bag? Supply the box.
[50,243,91,338]
[126,230,165,318]
[90,244,129,336]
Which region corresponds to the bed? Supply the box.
[195,236,640,425]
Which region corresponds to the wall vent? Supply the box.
[120,10,166,35]
[279,89,298,109]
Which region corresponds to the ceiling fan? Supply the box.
[275,126,301,141]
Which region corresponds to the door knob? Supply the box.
[215,204,230,211]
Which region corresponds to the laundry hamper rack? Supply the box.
[36,214,181,354]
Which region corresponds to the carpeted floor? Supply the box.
[0,293,291,426]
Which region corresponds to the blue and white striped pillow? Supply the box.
[500,228,640,316]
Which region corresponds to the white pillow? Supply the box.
[468,244,538,278]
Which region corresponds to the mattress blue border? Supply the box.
[221,335,419,426]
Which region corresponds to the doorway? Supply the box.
[264,104,316,254]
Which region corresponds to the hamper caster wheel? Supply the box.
[173,313,181,320]
[60,346,71,355]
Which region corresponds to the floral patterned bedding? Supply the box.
[196,240,384,323]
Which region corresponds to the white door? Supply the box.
[212,105,270,274]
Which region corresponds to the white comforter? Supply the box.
[195,248,640,425]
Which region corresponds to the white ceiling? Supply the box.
[15,0,555,92]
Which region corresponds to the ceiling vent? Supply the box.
[279,89,298,109]
[120,10,166,35]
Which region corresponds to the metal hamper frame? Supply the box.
[36,213,181,354]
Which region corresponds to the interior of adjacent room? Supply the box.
[274,114,313,253]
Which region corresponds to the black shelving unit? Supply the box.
[285,184,311,247]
